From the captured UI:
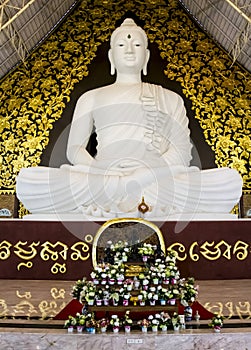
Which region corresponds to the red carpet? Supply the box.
[54,299,214,321]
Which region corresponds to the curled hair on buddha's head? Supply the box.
[110,18,148,49]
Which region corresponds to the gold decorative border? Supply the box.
[0,0,250,201]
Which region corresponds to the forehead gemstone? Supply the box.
[127,34,131,39]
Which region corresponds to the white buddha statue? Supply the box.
[16,18,242,219]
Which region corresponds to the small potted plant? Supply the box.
[123,292,131,306]
[110,314,121,333]
[85,312,97,333]
[138,243,155,262]
[117,286,130,306]
[142,276,150,290]
[107,265,118,285]
[137,318,150,332]
[124,278,134,291]
[90,265,102,284]
[64,313,86,333]
[75,313,86,333]
[179,277,199,305]
[165,250,180,283]
[159,311,171,331]
[208,314,224,332]
[158,286,168,305]
[133,276,140,290]
[98,317,110,332]
[171,312,181,331]
[110,290,120,306]
[148,313,160,332]
[64,314,77,332]
[84,288,96,306]
[71,277,87,301]
[79,280,96,306]
[103,288,110,306]
[179,277,199,321]
[122,310,133,333]
[95,286,105,306]
[167,285,180,305]
[138,289,147,306]
[147,291,158,306]
[162,268,171,284]
[165,249,178,263]
[110,240,131,264]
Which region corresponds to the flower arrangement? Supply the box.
[64,312,87,332]
[64,314,78,329]
[109,289,120,305]
[149,265,162,283]
[95,285,106,303]
[148,313,161,330]
[137,289,148,303]
[109,314,121,330]
[97,317,110,331]
[169,283,180,299]
[171,312,181,329]
[71,278,87,301]
[69,240,199,333]
[85,312,97,330]
[105,240,132,265]
[79,280,96,305]
[165,249,180,282]
[158,311,171,329]
[158,286,169,303]
[124,278,134,290]
[117,286,131,305]
[98,317,110,327]
[106,263,125,283]
[147,291,159,305]
[179,277,199,306]
[113,240,131,264]
[138,243,155,257]
[165,249,178,262]
[208,314,224,331]
[137,318,150,328]
[122,310,133,327]
[90,263,110,283]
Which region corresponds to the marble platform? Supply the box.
[1,327,251,350]
[22,212,238,221]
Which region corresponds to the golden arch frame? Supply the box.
[92,217,166,268]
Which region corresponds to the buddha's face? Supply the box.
[109,30,149,75]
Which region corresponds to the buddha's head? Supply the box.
[108,18,150,76]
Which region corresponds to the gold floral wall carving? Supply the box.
[0,0,250,203]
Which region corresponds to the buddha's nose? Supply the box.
[125,41,133,53]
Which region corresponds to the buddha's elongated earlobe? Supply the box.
[108,49,116,75]
[110,63,116,75]
[143,64,147,76]
[143,49,150,76]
